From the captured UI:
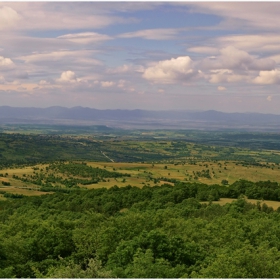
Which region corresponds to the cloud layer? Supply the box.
[0,2,280,113]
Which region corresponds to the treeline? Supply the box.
[48,162,130,179]
[221,179,280,201]
[0,180,280,277]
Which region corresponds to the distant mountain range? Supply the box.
[0,106,280,131]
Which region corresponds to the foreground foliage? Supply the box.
[0,181,280,278]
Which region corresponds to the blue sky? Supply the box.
[1,2,280,113]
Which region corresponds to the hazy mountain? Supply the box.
[0,106,280,130]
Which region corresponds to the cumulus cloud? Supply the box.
[0,6,20,29]
[57,71,77,83]
[201,46,275,71]
[0,56,14,67]
[254,69,280,85]
[209,69,246,84]
[197,46,277,85]
[57,32,112,44]
[143,56,196,84]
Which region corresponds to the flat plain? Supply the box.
[1,125,280,202]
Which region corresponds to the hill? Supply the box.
[1,106,280,130]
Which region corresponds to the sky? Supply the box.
[1,1,280,113]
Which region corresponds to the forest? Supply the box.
[0,182,280,278]
[1,126,280,278]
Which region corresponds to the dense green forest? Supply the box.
[0,181,280,278]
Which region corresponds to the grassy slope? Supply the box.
[0,160,280,196]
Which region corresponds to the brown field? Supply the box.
[210,198,280,210]
[0,186,51,196]
[87,161,280,186]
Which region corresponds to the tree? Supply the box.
[38,258,113,278]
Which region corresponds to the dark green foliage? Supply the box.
[223,179,280,201]
[0,180,279,278]
[3,193,24,198]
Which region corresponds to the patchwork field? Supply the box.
[0,128,280,200]
[0,159,280,196]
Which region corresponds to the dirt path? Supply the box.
[100,151,114,162]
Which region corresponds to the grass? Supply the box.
[87,161,280,186]
[0,186,51,196]
[0,159,279,196]
[211,198,280,210]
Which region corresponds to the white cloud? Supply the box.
[18,50,103,77]
[4,2,133,31]
[57,32,112,44]
[57,71,77,83]
[118,28,180,40]
[0,56,14,67]
[115,80,135,92]
[188,46,219,55]
[217,35,280,54]
[254,69,280,85]
[101,81,114,88]
[218,86,226,91]
[0,6,20,29]
[267,54,280,64]
[143,56,196,84]
[201,46,275,71]
[188,2,280,31]
[209,69,246,84]
[267,95,272,101]
[39,80,49,85]
[19,50,100,64]
[107,64,132,74]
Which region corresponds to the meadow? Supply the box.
[1,160,280,195]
